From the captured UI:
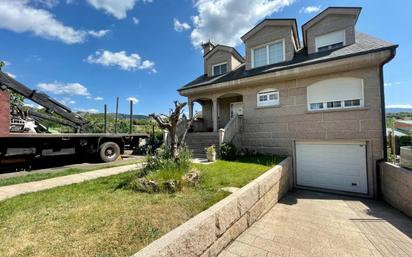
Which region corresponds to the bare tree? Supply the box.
[150,101,193,157]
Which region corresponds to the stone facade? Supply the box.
[184,63,386,198]
[306,14,356,54]
[380,162,412,218]
[132,157,293,257]
[0,90,10,137]
[244,26,295,70]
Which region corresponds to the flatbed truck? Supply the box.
[0,70,149,165]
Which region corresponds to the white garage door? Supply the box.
[296,142,368,194]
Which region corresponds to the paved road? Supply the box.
[0,155,144,179]
[0,163,143,201]
[219,190,412,257]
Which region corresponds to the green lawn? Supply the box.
[0,156,283,257]
[0,159,142,187]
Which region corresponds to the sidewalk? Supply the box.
[0,163,143,201]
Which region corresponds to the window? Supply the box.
[252,40,284,68]
[307,77,364,111]
[344,99,361,107]
[310,103,324,110]
[212,62,227,76]
[327,101,342,109]
[315,30,345,52]
[257,89,279,107]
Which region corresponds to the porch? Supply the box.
[187,93,244,133]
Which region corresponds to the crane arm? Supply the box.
[0,71,88,132]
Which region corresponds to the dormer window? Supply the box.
[212,62,228,76]
[315,30,345,52]
[251,39,285,68]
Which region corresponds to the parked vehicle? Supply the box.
[0,71,149,165]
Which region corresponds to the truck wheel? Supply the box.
[99,142,120,162]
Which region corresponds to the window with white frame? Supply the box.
[212,62,227,76]
[257,89,279,107]
[307,77,364,111]
[252,40,284,68]
[315,30,345,52]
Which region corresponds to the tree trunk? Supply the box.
[149,101,187,158]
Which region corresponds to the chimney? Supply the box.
[202,41,215,55]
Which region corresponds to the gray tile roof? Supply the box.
[179,33,397,91]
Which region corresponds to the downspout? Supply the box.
[376,46,397,199]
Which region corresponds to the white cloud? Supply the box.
[132,17,140,25]
[32,0,60,8]
[88,29,110,38]
[86,50,156,72]
[299,5,321,14]
[77,108,99,113]
[58,97,76,105]
[127,97,139,104]
[87,0,137,19]
[384,81,410,87]
[174,18,191,32]
[386,104,412,109]
[0,0,107,44]
[94,96,104,100]
[190,0,294,47]
[37,82,90,96]
[6,72,16,79]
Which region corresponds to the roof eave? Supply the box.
[178,45,397,93]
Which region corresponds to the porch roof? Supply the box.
[178,33,397,92]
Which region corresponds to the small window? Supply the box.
[257,89,279,107]
[212,62,227,76]
[310,103,324,110]
[252,40,284,68]
[315,30,345,52]
[344,99,361,107]
[326,101,342,109]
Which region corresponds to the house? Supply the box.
[178,7,397,198]
[394,120,412,133]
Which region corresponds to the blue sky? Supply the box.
[0,0,411,115]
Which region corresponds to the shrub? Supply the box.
[220,142,238,160]
[121,146,193,194]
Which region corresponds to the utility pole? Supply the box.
[114,97,119,134]
[104,104,107,133]
[129,100,133,134]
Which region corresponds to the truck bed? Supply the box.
[4,133,149,138]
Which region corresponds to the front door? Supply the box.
[230,102,243,118]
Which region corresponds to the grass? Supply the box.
[0,155,283,257]
[0,159,142,187]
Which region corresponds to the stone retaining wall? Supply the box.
[380,162,412,218]
[132,157,293,257]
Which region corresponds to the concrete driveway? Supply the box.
[219,190,412,257]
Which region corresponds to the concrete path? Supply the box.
[0,163,143,201]
[219,190,412,257]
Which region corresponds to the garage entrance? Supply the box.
[295,141,368,194]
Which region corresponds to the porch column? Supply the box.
[212,98,218,132]
[188,99,193,119]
